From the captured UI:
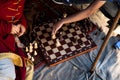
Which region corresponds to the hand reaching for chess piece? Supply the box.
[52,12,68,36]
[52,20,64,36]
[11,24,26,48]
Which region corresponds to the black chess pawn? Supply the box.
[72,36,79,45]
[75,25,80,30]
[71,22,76,27]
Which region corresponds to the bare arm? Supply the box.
[62,0,106,24]
[52,0,106,35]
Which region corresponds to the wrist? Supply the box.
[60,19,66,25]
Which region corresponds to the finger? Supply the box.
[54,29,57,35]
[52,29,55,35]
[18,32,24,37]
[52,28,57,35]
[18,27,26,36]
[12,26,20,33]
[11,30,18,35]
[18,29,25,36]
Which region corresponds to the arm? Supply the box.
[0,21,21,38]
[52,0,106,35]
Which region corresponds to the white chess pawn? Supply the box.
[27,53,31,59]
[34,50,37,56]
[31,57,34,61]
[25,47,29,52]
[29,43,33,53]
[63,13,67,18]
[29,47,33,53]
[34,42,38,49]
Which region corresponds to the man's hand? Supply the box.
[52,20,64,36]
[10,24,21,35]
[10,24,26,36]
[18,24,26,37]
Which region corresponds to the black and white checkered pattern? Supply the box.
[33,22,97,66]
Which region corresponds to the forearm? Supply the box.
[61,9,92,24]
[62,0,106,24]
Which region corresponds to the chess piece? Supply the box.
[25,47,29,52]
[29,43,33,53]
[34,42,38,49]
[75,25,80,30]
[56,38,61,46]
[59,32,64,41]
[52,34,56,39]
[48,23,53,27]
[73,36,79,45]
[63,13,67,18]
[71,23,76,27]
[27,53,31,59]
[31,57,34,61]
[34,50,37,55]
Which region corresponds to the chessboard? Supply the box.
[33,21,97,67]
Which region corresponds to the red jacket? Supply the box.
[0,0,28,80]
[0,0,27,53]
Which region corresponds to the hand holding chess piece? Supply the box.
[51,34,61,47]
[52,13,68,36]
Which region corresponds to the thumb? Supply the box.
[52,28,57,36]
[16,24,21,28]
